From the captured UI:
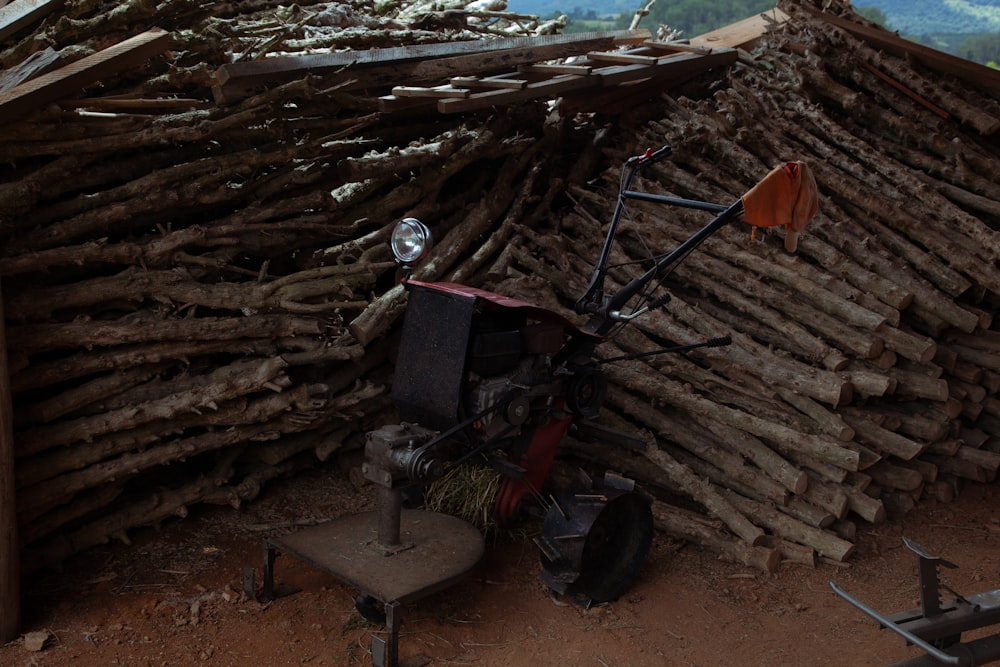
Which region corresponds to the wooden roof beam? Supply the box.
[0,0,64,44]
[214,29,650,99]
[0,28,171,124]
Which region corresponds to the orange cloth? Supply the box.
[741,161,819,252]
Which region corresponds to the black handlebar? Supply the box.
[574,146,743,336]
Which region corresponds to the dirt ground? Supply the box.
[3,460,1000,667]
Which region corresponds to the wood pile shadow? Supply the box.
[1,0,998,574]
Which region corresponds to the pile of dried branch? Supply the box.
[1,0,998,575]
[509,2,1000,569]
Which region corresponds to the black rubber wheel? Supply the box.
[574,491,654,602]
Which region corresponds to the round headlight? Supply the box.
[390,218,432,265]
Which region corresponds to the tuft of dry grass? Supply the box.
[423,464,505,533]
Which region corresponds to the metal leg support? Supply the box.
[371,601,402,667]
[262,541,278,602]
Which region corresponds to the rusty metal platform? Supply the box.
[265,508,484,605]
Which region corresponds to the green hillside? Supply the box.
[856,0,1000,34]
[503,0,1000,67]
[505,0,1000,36]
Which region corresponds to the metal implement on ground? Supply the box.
[244,146,760,666]
[832,537,1000,666]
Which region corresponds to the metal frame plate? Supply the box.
[267,509,484,604]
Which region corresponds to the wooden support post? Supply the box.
[0,279,20,643]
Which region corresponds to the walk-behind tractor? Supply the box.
[244,146,818,666]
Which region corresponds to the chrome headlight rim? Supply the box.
[390,217,432,265]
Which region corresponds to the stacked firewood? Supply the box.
[0,0,998,575]
[511,2,1000,568]
[0,0,565,571]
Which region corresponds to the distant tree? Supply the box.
[854,6,888,27]
[956,32,1000,67]
[612,0,775,36]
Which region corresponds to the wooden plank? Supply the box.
[586,51,659,65]
[436,48,736,114]
[450,74,526,89]
[596,49,737,87]
[0,28,170,124]
[0,0,64,44]
[391,85,470,98]
[642,40,715,56]
[215,29,651,87]
[377,94,437,112]
[805,8,1000,94]
[518,63,593,75]
[689,8,788,49]
[560,48,738,115]
[438,73,594,113]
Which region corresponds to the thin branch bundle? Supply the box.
[1,0,999,575]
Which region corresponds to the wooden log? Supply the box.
[929,478,957,503]
[757,535,816,568]
[674,253,849,371]
[8,313,325,354]
[839,410,925,461]
[805,8,1000,96]
[813,205,977,329]
[888,368,950,402]
[650,500,779,573]
[794,232,913,311]
[955,446,1000,474]
[842,484,886,524]
[16,356,289,457]
[925,439,963,456]
[960,427,991,449]
[638,298,855,407]
[0,280,19,642]
[17,453,307,573]
[15,379,341,489]
[949,343,1000,373]
[842,367,895,400]
[694,412,809,495]
[829,519,857,542]
[686,290,848,371]
[603,361,861,471]
[922,454,994,483]
[651,204,890,334]
[897,458,938,484]
[643,443,765,546]
[781,497,836,530]
[866,460,924,492]
[879,326,936,365]
[668,445,788,507]
[773,387,854,441]
[721,490,855,562]
[18,484,122,547]
[799,477,850,520]
[17,384,319,515]
[881,491,916,516]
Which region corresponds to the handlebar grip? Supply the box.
[645,146,672,164]
[626,145,672,167]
